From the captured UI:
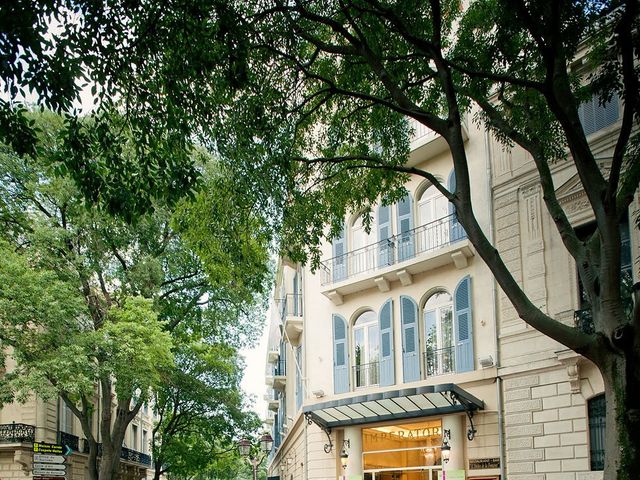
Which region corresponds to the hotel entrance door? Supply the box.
[364,468,441,479]
[362,420,444,480]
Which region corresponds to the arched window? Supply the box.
[353,311,379,388]
[417,185,449,252]
[350,214,375,275]
[423,291,455,376]
[588,394,605,471]
[351,214,374,251]
[418,185,448,226]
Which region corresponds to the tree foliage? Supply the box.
[0,112,271,480]
[2,1,639,478]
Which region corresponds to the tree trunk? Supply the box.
[152,460,164,480]
[98,422,127,480]
[599,342,640,480]
[86,439,99,480]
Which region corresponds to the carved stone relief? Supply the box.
[492,139,512,176]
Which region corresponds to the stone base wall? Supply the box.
[0,448,31,479]
[0,447,153,480]
[503,367,603,480]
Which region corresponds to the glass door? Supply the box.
[362,420,443,480]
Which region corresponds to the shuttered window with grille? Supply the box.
[578,93,619,136]
[588,394,606,471]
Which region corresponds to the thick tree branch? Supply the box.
[445,58,546,91]
[161,271,201,287]
[607,0,639,202]
[472,95,584,261]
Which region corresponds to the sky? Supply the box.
[240,314,270,421]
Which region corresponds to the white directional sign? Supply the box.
[32,470,66,478]
[33,463,66,470]
[33,454,66,464]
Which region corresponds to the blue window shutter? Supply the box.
[448,170,466,241]
[379,299,395,386]
[579,93,619,136]
[454,276,474,373]
[378,205,393,267]
[332,314,349,393]
[332,227,346,281]
[397,195,415,261]
[401,296,420,382]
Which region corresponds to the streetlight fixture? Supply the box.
[441,429,451,464]
[340,439,350,470]
[238,433,274,480]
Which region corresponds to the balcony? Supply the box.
[267,347,280,364]
[266,359,287,391]
[263,411,275,426]
[81,442,151,466]
[265,391,279,412]
[320,215,473,304]
[424,346,456,377]
[353,361,380,388]
[279,293,303,345]
[0,423,35,443]
[121,446,152,466]
[58,431,80,452]
[407,119,468,166]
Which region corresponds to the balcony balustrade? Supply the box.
[273,359,286,377]
[424,346,456,377]
[266,389,280,412]
[0,423,35,443]
[353,361,380,388]
[121,446,152,466]
[58,431,79,451]
[278,293,303,320]
[279,293,304,345]
[574,308,594,334]
[270,359,287,391]
[81,442,151,466]
[321,214,468,286]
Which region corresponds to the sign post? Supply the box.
[33,442,70,480]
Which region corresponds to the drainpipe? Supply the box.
[302,266,309,480]
[484,127,506,480]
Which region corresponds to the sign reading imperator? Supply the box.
[32,442,70,479]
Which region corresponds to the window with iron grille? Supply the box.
[588,394,605,471]
[578,93,619,136]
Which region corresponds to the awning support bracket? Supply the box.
[305,413,334,453]
[448,390,478,441]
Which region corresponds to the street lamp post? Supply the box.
[238,433,273,480]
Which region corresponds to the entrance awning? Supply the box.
[303,383,484,430]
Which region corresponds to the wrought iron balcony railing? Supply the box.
[353,361,380,388]
[81,442,151,466]
[424,346,456,377]
[320,214,466,285]
[278,293,303,322]
[273,359,286,377]
[58,431,79,451]
[121,446,152,466]
[574,308,594,334]
[0,423,35,443]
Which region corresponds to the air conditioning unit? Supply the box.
[478,354,495,368]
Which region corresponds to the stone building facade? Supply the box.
[0,356,156,480]
[262,90,637,480]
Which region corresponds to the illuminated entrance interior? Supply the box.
[362,419,443,480]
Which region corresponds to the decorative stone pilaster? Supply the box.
[520,184,548,313]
